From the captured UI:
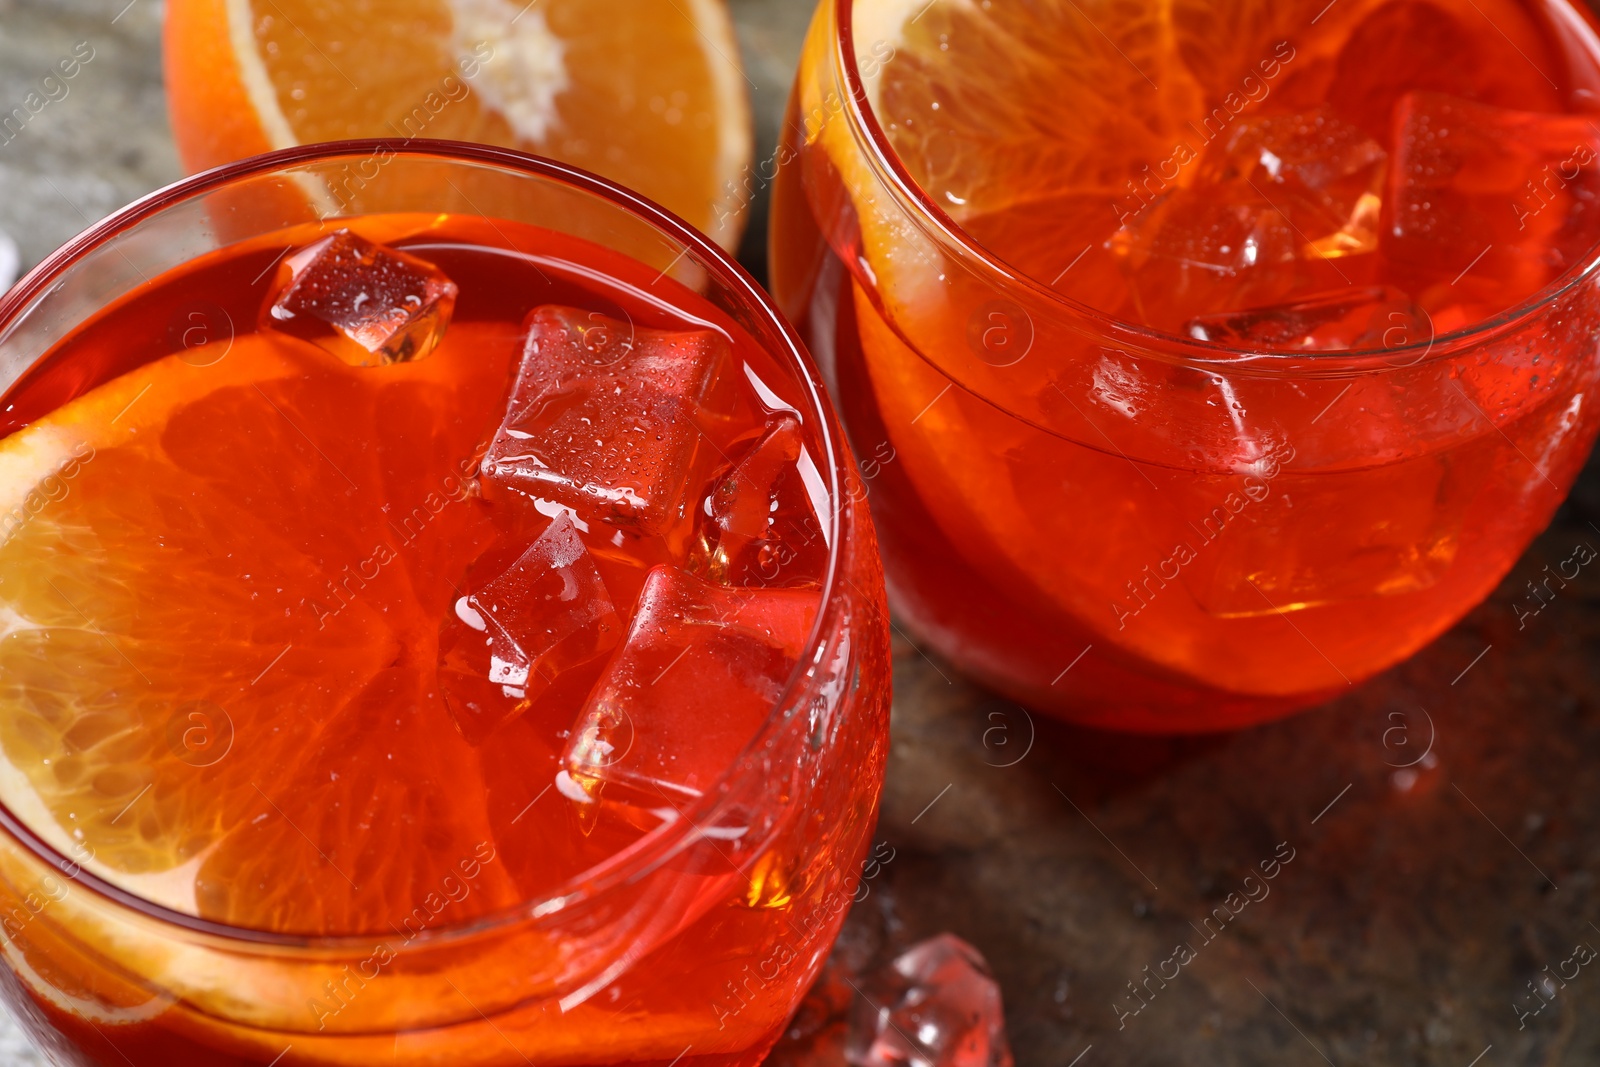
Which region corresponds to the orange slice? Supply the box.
[164,0,753,251]
[0,326,533,935]
[847,0,1562,291]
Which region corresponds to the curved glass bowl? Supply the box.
[770,0,1600,732]
[0,141,891,1066]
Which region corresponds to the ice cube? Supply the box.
[263,230,457,366]
[1109,189,1355,333]
[1186,286,1428,352]
[1385,92,1600,319]
[438,513,621,744]
[1110,108,1389,330]
[483,306,733,536]
[1179,451,1472,617]
[1321,0,1564,144]
[1198,106,1386,259]
[847,935,1013,1067]
[560,566,819,820]
[696,414,828,587]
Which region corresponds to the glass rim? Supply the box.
[832,0,1600,375]
[0,138,853,951]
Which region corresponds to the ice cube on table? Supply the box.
[438,513,621,744]
[848,935,1013,1067]
[559,566,819,821]
[1385,92,1600,319]
[1186,286,1428,352]
[262,229,457,366]
[483,306,732,536]
[698,414,828,587]
[1198,106,1386,259]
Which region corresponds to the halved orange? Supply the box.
[164,0,754,251]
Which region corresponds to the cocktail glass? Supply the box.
[0,141,890,1065]
[771,0,1600,731]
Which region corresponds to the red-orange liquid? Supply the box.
[773,0,1600,730]
[0,214,890,1064]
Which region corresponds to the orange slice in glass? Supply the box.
[0,326,538,936]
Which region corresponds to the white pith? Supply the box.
[448,0,570,143]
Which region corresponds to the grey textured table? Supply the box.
[3,2,1600,1065]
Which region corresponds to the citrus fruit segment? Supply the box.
[164,0,754,251]
[844,0,1570,305]
[862,0,1205,226]
[0,325,534,934]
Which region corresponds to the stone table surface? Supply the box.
[3,1,1600,1065]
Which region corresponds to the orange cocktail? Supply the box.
[773,0,1600,730]
[0,144,889,1065]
